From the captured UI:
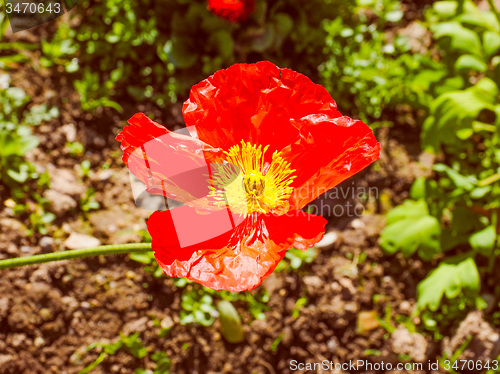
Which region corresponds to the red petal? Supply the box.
[282,116,381,210]
[208,0,254,22]
[149,209,326,292]
[116,113,168,165]
[182,61,341,157]
[116,113,223,203]
[146,206,242,278]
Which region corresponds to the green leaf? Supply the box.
[484,31,500,57]
[129,252,154,264]
[380,200,441,260]
[470,186,491,199]
[410,177,427,199]
[6,87,28,104]
[100,99,123,112]
[422,78,497,153]
[151,351,171,374]
[441,207,484,251]
[433,164,474,191]
[433,1,458,18]
[469,225,496,256]
[217,300,244,343]
[410,178,439,200]
[475,77,499,101]
[7,163,30,183]
[456,127,473,139]
[437,76,465,95]
[432,21,482,56]
[25,104,60,126]
[417,258,480,312]
[79,352,108,374]
[385,10,403,23]
[457,8,500,32]
[385,199,428,225]
[454,54,487,73]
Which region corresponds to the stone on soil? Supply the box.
[64,233,101,249]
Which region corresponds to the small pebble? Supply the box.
[126,271,136,280]
[351,219,365,229]
[161,316,174,330]
[7,244,17,254]
[327,338,338,352]
[20,246,31,253]
[34,337,45,347]
[39,308,53,321]
[4,199,15,208]
[39,237,55,251]
[80,302,91,309]
[94,274,107,285]
[64,233,101,250]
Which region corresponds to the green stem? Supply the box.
[0,243,153,270]
[487,0,500,25]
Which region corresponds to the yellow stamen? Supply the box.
[209,141,295,216]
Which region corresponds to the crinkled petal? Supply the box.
[116,113,169,165]
[116,113,222,204]
[282,116,381,210]
[182,61,341,157]
[148,209,327,292]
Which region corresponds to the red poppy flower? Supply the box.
[116,61,381,292]
[208,0,254,22]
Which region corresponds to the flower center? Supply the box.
[209,141,295,215]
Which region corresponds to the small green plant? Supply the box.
[77,160,92,179]
[274,247,318,272]
[270,333,284,352]
[319,0,416,122]
[364,349,382,356]
[242,290,270,320]
[180,286,218,326]
[80,332,170,374]
[0,3,36,69]
[0,86,58,190]
[376,305,396,333]
[80,188,100,215]
[129,249,167,278]
[41,0,356,112]
[128,251,271,321]
[142,352,172,374]
[292,296,307,318]
[66,141,85,157]
[13,194,56,236]
[381,0,500,332]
